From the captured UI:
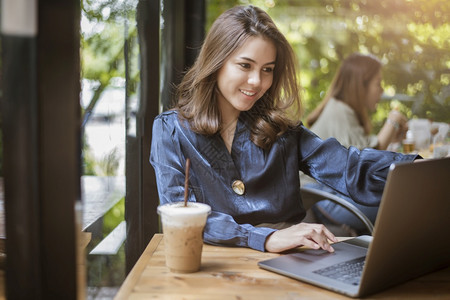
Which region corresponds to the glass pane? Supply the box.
[80,0,138,298]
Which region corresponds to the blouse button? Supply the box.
[232,180,245,195]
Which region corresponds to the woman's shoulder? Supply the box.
[154,109,196,138]
[283,122,309,138]
[326,98,354,114]
[321,98,359,124]
[153,110,181,132]
[155,109,181,124]
[156,109,178,120]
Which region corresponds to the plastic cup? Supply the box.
[402,139,415,153]
[157,202,211,273]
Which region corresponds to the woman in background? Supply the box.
[305,53,409,234]
[306,53,408,150]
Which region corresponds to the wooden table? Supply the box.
[115,234,450,299]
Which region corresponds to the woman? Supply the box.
[304,53,409,234]
[150,6,418,253]
[306,53,408,150]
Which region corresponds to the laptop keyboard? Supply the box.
[313,256,365,286]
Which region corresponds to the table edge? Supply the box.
[114,233,163,299]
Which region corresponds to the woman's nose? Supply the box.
[248,71,261,86]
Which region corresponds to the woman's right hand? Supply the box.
[377,110,409,149]
[264,222,338,253]
[387,110,409,143]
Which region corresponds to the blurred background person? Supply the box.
[303,53,409,235]
[306,53,408,150]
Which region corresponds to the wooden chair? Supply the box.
[300,186,374,235]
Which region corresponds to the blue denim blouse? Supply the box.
[150,110,417,251]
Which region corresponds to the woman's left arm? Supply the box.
[298,126,420,206]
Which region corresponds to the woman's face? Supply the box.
[366,69,383,112]
[216,36,276,121]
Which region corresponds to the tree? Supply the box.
[81,0,139,125]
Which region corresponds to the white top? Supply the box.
[310,98,378,150]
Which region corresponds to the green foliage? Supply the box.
[207,0,450,133]
[82,24,125,81]
[82,146,120,176]
[82,0,137,22]
[96,148,121,176]
[81,0,140,121]
[87,197,125,287]
[82,148,97,176]
[81,0,139,176]
[206,0,242,29]
[103,197,125,236]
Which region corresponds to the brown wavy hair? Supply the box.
[175,5,301,149]
[306,53,382,134]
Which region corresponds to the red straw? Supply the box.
[184,158,191,207]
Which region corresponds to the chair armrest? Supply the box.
[300,186,374,234]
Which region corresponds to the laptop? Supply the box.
[258,157,450,297]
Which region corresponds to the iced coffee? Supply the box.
[157,202,211,273]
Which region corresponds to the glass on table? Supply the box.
[157,202,211,273]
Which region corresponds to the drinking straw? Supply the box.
[184,158,190,207]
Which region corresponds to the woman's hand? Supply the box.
[387,110,409,143]
[264,223,338,253]
[377,110,409,149]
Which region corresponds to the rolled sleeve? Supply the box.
[248,227,277,252]
[203,211,277,252]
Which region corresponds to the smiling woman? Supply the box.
[149,5,419,255]
[216,36,276,152]
[176,5,301,150]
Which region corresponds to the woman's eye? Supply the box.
[239,63,250,69]
[263,67,274,73]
